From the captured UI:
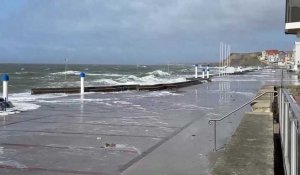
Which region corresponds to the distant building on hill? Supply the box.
[260,50,279,63]
[259,50,294,66]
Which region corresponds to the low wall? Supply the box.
[31,79,209,95]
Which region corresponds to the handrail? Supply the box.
[208,91,277,123]
[209,90,277,151]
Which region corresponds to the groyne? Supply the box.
[31,78,210,95]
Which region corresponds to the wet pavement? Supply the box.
[0,69,294,175]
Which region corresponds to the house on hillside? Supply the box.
[260,50,279,63]
[266,50,279,62]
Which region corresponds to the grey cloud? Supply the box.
[0,0,296,64]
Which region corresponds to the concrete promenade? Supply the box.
[0,79,258,175]
[212,86,275,175]
[0,70,285,175]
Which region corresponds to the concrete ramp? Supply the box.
[212,113,274,175]
[212,86,275,175]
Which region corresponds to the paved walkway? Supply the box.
[0,80,257,175]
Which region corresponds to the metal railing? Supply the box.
[208,91,277,151]
[279,88,299,175]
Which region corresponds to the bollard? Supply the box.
[202,69,205,79]
[194,64,198,78]
[80,72,85,94]
[206,68,210,78]
[2,74,9,101]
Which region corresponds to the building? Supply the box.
[266,50,279,62]
[285,0,300,71]
[260,50,280,63]
[285,0,300,35]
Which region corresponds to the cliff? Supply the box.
[229,52,266,66]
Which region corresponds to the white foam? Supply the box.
[112,101,132,105]
[171,104,213,110]
[0,160,27,169]
[0,92,68,116]
[146,70,170,76]
[212,78,258,82]
[0,102,40,116]
[207,112,222,117]
[12,102,40,111]
[233,91,255,97]
[50,70,81,75]
[9,93,68,102]
[134,91,183,98]
[93,79,120,85]
[0,110,20,116]
[49,69,187,86]
[115,144,141,154]
[91,74,186,86]
[34,97,119,104]
[89,73,125,77]
[14,72,32,75]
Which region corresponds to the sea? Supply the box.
[0,64,214,93]
[0,63,298,117]
[0,63,217,115]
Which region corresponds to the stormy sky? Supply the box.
[0,0,297,64]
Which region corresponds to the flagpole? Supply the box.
[223,43,226,76]
[227,45,229,74]
[229,45,231,68]
[226,43,228,76]
[221,42,224,76]
[219,42,221,77]
[225,44,228,76]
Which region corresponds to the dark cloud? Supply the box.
[0,0,296,64]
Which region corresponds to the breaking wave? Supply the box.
[91,70,185,86]
[146,70,170,77]
[50,70,81,75]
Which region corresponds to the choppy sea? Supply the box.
[0,64,217,115]
[0,64,298,117]
[0,64,216,93]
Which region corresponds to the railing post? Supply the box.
[291,121,297,175]
[284,102,289,159]
[277,89,299,175]
[214,121,217,152]
[281,91,285,142]
[279,89,283,138]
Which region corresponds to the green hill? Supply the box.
[229,52,266,66]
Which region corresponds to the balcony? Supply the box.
[285,0,300,35]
